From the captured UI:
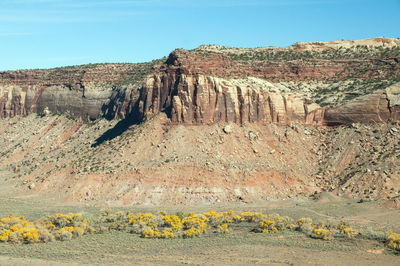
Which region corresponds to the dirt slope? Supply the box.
[0,111,399,205]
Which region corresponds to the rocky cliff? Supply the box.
[1,38,400,125]
[139,73,324,125]
[324,82,400,125]
[166,45,400,82]
[0,62,161,120]
[139,37,400,126]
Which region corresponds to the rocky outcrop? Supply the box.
[198,37,400,54]
[195,38,400,83]
[0,83,138,120]
[139,73,324,125]
[0,63,158,120]
[164,48,400,82]
[138,44,400,126]
[323,82,400,125]
[0,38,399,125]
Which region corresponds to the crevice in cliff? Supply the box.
[164,74,180,120]
[193,80,199,122]
[247,89,251,123]
[214,81,220,122]
[236,86,244,124]
[256,93,260,122]
[282,95,288,124]
[385,91,392,120]
[267,96,273,123]
[223,93,228,122]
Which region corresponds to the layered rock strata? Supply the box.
[324,82,400,125]
[0,38,399,125]
[0,64,151,120]
[139,73,324,125]
[0,83,138,120]
[167,47,400,82]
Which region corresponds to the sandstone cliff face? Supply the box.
[0,38,399,125]
[139,73,324,125]
[0,63,157,120]
[138,41,400,126]
[324,82,400,125]
[0,83,138,120]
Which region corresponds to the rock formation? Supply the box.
[0,63,159,120]
[324,82,400,125]
[0,38,399,125]
[139,73,324,125]
[138,40,400,126]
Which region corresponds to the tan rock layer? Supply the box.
[0,63,158,119]
[139,73,324,125]
[323,83,400,125]
[0,84,137,120]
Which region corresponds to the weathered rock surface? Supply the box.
[139,73,324,125]
[0,37,399,125]
[0,63,160,119]
[187,39,400,82]
[1,112,399,204]
[324,82,400,125]
[0,83,139,120]
[138,40,400,126]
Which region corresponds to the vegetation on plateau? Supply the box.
[224,46,400,62]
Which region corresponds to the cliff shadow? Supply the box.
[92,102,142,147]
[91,119,133,147]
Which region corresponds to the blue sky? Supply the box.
[0,0,399,70]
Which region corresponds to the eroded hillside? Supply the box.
[0,112,399,205]
[0,37,399,205]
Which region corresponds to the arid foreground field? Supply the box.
[0,182,399,265]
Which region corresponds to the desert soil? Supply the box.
[0,181,399,265]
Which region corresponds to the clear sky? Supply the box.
[0,0,399,70]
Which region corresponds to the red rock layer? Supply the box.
[165,49,400,82]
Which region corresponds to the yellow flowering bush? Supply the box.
[182,213,209,238]
[334,220,358,239]
[217,224,230,233]
[0,213,93,244]
[221,210,242,223]
[162,215,183,231]
[386,232,400,251]
[0,230,11,242]
[0,214,45,243]
[160,228,175,239]
[203,210,224,225]
[258,220,279,233]
[254,214,293,234]
[238,211,265,223]
[141,228,160,238]
[311,228,334,240]
[297,217,313,227]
